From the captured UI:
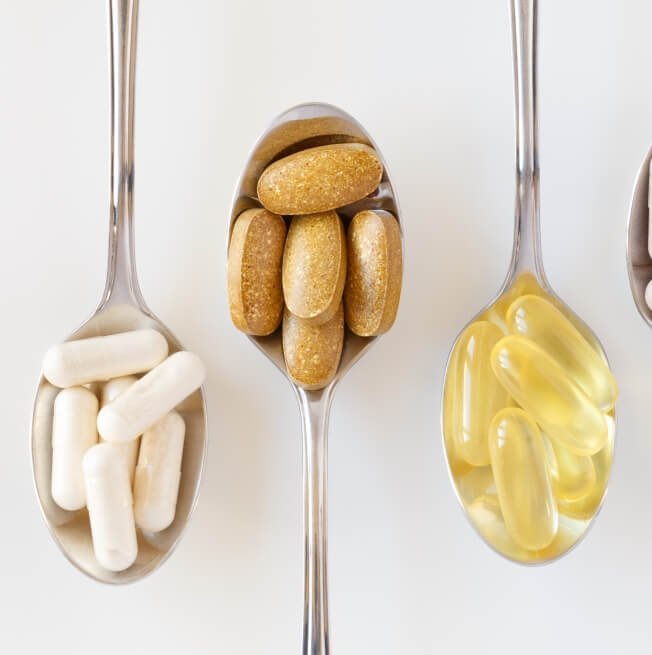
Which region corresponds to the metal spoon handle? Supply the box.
[509,0,545,279]
[101,0,143,308]
[297,387,333,655]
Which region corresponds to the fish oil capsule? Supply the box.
[282,211,346,325]
[228,208,287,336]
[51,387,99,511]
[491,335,608,455]
[506,295,617,411]
[83,444,138,572]
[558,414,614,520]
[257,143,383,215]
[134,411,185,532]
[444,321,509,466]
[100,376,140,485]
[488,408,558,550]
[344,210,403,337]
[97,351,205,443]
[43,329,168,388]
[542,434,595,501]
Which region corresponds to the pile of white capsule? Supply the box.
[42,329,205,572]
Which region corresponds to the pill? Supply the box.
[43,329,168,388]
[506,295,617,411]
[228,208,287,336]
[542,433,595,502]
[488,408,558,550]
[82,444,138,572]
[133,411,185,532]
[257,143,383,215]
[51,387,98,511]
[97,351,205,443]
[282,211,346,325]
[344,210,402,336]
[283,303,344,390]
[100,376,140,484]
[444,321,509,467]
[558,414,614,520]
[491,335,608,455]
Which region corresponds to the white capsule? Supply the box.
[83,444,138,572]
[134,411,185,532]
[100,376,140,484]
[51,387,98,511]
[97,351,205,443]
[42,329,168,388]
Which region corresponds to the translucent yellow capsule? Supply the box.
[443,321,509,466]
[506,295,617,411]
[543,434,596,501]
[456,466,494,506]
[491,335,608,456]
[488,408,558,550]
[558,414,614,520]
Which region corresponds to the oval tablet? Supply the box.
[257,143,383,215]
[51,386,99,511]
[344,210,402,336]
[283,303,344,390]
[283,212,346,325]
[43,329,168,388]
[228,208,287,336]
[83,444,138,572]
[134,411,185,533]
[97,351,205,443]
[489,408,558,551]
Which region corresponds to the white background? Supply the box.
[1,0,651,652]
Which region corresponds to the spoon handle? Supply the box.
[509,0,545,279]
[101,0,144,308]
[297,386,333,655]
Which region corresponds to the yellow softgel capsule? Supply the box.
[506,295,617,411]
[491,335,608,456]
[543,434,596,501]
[488,408,558,550]
[444,321,509,466]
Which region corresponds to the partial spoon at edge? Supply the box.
[228,102,404,655]
[441,0,616,564]
[30,0,207,584]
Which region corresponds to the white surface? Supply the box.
[1,0,651,652]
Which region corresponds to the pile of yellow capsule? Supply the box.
[443,274,617,562]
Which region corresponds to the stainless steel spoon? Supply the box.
[626,145,652,324]
[441,0,615,564]
[30,0,207,584]
[229,103,403,655]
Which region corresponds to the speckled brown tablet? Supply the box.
[282,211,346,326]
[257,143,383,215]
[344,210,402,337]
[283,303,344,390]
[228,208,287,336]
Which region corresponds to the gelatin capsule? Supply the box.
[488,408,558,550]
[558,414,614,520]
[506,295,617,411]
[542,434,595,501]
[444,321,508,466]
[491,335,608,455]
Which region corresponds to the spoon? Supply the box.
[229,103,403,654]
[441,0,615,564]
[30,0,207,584]
[626,144,652,324]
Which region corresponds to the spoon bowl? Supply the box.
[229,102,403,654]
[30,0,207,584]
[441,0,615,564]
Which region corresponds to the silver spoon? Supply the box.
[626,144,652,324]
[229,103,403,655]
[30,0,207,584]
[441,0,615,564]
